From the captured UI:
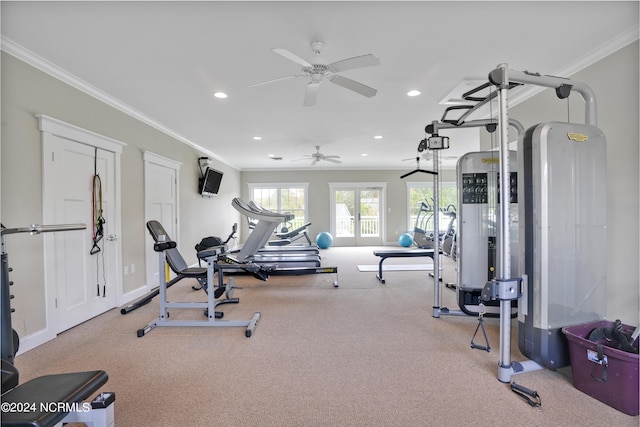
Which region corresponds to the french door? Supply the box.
[330,183,385,246]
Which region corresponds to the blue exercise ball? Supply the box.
[316,232,334,249]
[398,233,413,248]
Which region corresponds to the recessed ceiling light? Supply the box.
[253,136,262,141]
[361,153,368,157]
[407,90,421,97]
[373,135,383,140]
[213,92,228,99]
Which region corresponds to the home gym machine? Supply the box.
[1,223,116,426]
[481,64,607,382]
[457,150,519,317]
[423,96,524,319]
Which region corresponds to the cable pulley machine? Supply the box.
[484,64,607,383]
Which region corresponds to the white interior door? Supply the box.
[47,136,118,332]
[39,115,124,343]
[144,152,180,288]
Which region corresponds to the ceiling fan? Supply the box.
[249,41,380,106]
[293,146,342,165]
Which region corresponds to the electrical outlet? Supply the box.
[130,264,135,274]
[124,266,129,276]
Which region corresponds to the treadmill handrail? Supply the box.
[232,198,293,223]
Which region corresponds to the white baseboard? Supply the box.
[120,285,150,307]
[15,286,149,357]
[120,285,149,305]
[16,327,56,356]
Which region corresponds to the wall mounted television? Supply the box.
[199,167,224,197]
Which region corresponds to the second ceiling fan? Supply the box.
[293,146,342,166]
[250,41,380,106]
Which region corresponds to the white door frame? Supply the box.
[329,182,386,246]
[143,151,181,289]
[37,114,125,350]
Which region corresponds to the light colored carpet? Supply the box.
[12,246,638,426]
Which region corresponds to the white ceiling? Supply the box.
[2,1,638,170]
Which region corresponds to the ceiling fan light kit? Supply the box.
[250,41,380,106]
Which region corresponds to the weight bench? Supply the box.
[1,223,115,426]
[136,220,261,338]
[372,249,435,283]
[1,362,115,427]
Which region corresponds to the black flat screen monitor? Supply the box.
[199,167,223,197]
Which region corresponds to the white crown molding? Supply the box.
[453,24,640,120]
[508,24,640,109]
[1,36,238,170]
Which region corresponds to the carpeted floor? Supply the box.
[12,246,638,426]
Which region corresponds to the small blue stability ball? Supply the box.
[316,232,334,249]
[398,233,413,248]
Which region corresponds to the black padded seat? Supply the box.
[1,358,19,393]
[146,220,226,284]
[1,370,108,427]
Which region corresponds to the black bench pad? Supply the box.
[2,370,108,427]
[373,249,435,283]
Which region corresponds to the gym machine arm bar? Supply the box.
[439,81,521,126]
[426,118,525,137]
[489,67,598,126]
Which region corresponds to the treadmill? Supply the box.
[232,198,321,267]
[246,201,319,254]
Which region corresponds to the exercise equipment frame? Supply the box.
[486,63,601,383]
[137,235,261,338]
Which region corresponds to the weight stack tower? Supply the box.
[518,121,607,369]
[457,151,519,317]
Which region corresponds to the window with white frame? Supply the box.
[248,183,309,232]
[406,181,457,234]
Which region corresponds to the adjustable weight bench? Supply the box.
[136,220,261,338]
[121,221,236,315]
[1,364,115,427]
[372,249,435,284]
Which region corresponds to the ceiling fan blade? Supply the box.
[323,157,342,164]
[323,155,340,159]
[303,82,321,107]
[311,159,319,166]
[329,54,380,72]
[272,48,312,68]
[328,75,377,98]
[248,74,304,87]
